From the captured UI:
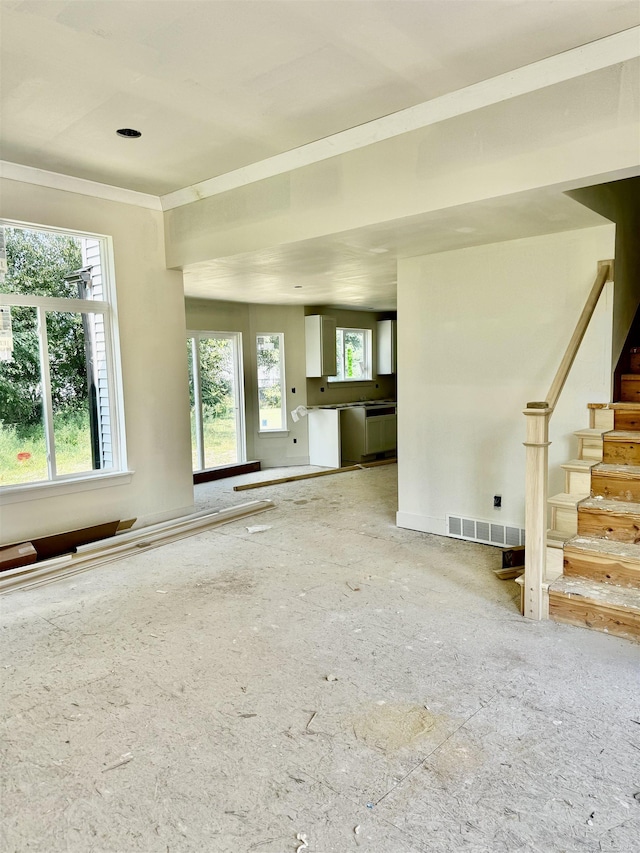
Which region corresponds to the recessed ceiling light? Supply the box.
[369,247,389,254]
[116,128,142,139]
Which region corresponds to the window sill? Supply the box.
[257,430,290,438]
[0,470,134,505]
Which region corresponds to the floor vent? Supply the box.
[446,515,525,547]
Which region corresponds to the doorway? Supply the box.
[187,332,246,472]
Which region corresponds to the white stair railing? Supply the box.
[523,260,613,620]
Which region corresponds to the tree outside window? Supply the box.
[0,225,120,487]
[330,328,371,382]
[257,333,285,430]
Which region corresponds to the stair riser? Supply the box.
[563,550,640,589]
[565,471,591,494]
[614,411,640,431]
[602,440,640,465]
[551,507,577,536]
[591,474,640,503]
[580,440,603,461]
[620,379,640,403]
[577,508,640,543]
[592,409,614,430]
[630,353,640,373]
[549,592,640,642]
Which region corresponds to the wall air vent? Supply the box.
[446,515,525,547]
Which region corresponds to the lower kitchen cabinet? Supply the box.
[340,405,397,463]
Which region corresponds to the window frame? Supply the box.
[329,327,372,383]
[0,220,127,494]
[256,332,287,433]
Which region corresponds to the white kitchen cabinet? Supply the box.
[305,314,337,377]
[308,408,341,468]
[377,319,396,375]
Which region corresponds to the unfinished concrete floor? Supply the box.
[1,465,639,853]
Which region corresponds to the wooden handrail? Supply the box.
[543,261,613,414]
[523,259,613,621]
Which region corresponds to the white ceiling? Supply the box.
[183,186,609,310]
[2,0,639,195]
[1,1,637,308]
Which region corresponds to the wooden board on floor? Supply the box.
[233,458,397,491]
[193,461,260,484]
[31,521,121,561]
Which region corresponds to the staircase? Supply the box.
[548,353,640,642]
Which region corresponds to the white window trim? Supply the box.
[256,332,286,433]
[0,222,127,491]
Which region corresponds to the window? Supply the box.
[329,328,371,382]
[256,333,286,431]
[0,223,122,488]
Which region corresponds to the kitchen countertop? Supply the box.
[313,399,396,410]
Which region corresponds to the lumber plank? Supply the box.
[233,458,397,491]
[0,501,274,595]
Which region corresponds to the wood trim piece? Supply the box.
[0,500,274,595]
[233,458,396,491]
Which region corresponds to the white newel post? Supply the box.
[523,404,551,620]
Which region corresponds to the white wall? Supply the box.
[396,225,615,537]
[0,178,194,544]
[184,299,310,467]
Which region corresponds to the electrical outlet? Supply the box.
[494,495,502,509]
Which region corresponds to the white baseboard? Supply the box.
[261,456,310,469]
[396,511,446,536]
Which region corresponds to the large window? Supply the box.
[0,224,122,488]
[329,328,371,382]
[256,333,286,431]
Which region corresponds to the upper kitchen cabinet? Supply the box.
[305,314,337,377]
[377,319,396,375]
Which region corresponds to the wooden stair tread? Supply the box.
[603,430,640,441]
[579,496,640,514]
[621,374,640,380]
[548,492,588,507]
[565,535,640,560]
[591,463,640,477]
[549,576,640,610]
[588,402,640,410]
[560,459,596,471]
[573,428,608,438]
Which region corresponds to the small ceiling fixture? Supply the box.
[116,128,142,139]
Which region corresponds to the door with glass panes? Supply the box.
[187,332,245,471]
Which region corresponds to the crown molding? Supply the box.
[161,26,640,211]
[0,161,162,211]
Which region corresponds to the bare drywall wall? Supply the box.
[165,60,638,268]
[0,178,194,544]
[304,307,396,406]
[184,299,310,467]
[396,225,615,538]
[567,177,640,366]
